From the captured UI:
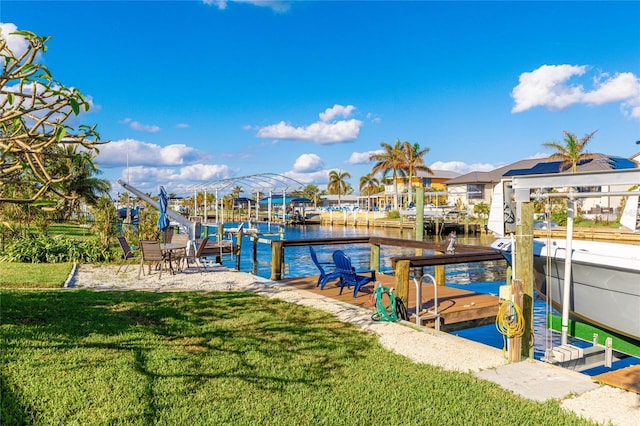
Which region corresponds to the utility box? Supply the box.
[499,284,512,301]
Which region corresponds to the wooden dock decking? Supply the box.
[280,273,499,331]
[594,364,640,394]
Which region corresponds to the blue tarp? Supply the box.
[259,197,313,205]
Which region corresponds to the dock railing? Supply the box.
[265,236,505,308]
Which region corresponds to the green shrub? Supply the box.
[1,235,116,263]
[386,209,400,219]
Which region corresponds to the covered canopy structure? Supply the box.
[186,173,306,224]
[259,196,312,205]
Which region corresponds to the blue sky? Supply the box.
[2,1,639,197]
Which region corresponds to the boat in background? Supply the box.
[488,169,640,347]
[400,203,456,219]
[491,236,640,344]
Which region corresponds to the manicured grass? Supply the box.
[47,223,95,237]
[1,290,596,425]
[0,262,73,288]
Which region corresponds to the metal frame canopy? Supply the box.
[191,173,305,195]
[188,173,306,224]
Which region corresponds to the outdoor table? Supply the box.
[160,243,187,274]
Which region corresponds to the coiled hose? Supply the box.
[371,286,398,322]
[495,298,525,352]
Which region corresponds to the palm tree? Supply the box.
[50,145,111,220]
[543,130,598,172]
[327,170,351,207]
[402,141,433,207]
[359,173,380,211]
[370,139,405,210]
[296,184,320,207]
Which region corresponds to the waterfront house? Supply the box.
[446,154,639,217]
[358,170,461,211]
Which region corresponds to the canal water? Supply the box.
[211,222,637,375]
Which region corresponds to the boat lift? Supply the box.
[118,179,200,241]
[500,168,640,369]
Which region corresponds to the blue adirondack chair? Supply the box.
[332,250,376,298]
[310,246,341,289]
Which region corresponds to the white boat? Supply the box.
[487,169,640,345]
[491,237,640,343]
[400,203,456,218]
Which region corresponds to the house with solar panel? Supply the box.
[445,153,639,219]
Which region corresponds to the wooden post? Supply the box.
[252,236,258,275]
[370,244,380,272]
[234,229,243,270]
[515,200,534,358]
[271,240,283,281]
[395,259,410,306]
[434,253,445,286]
[216,223,224,243]
[416,189,424,241]
[508,279,524,361]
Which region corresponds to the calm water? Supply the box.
[209,222,637,374]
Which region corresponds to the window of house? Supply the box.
[577,186,601,193]
[467,184,484,199]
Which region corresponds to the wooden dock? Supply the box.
[280,273,499,331]
[594,364,640,394]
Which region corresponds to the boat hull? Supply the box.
[492,238,640,343]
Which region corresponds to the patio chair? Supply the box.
[169,233,189,272]
[309,246,341,289]
[185,236,210,271]
[138,240,169,279]
[332,250,376,298]
[116,236,137,274]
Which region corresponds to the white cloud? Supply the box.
[527,152,552,160]
[96,139,208,167]
[283,169,330,184]
[170,163,236,181]
[203,0,290,12]
[292,153,324,173]
[511,65,640,119]
[256,118,362,144]
[430,161,496,174]
[585,72,640,119]
[511,64,587,113]
[116,164,236,195]
[0,23,30,60]
[583,72,640,104]
[366,112,382,123]
[176,123,190,129]
[121,118,160,133]
[319,104,356,122]
[348,150,383,165]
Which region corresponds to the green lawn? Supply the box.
[1,290,596,425]
[47,223,94,237]
[0,262,73,288]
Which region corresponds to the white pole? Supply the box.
[193,189,197,218]
[256,190,260,223]
[282,190,286,224]
[561,199,575,346]
[204,189,208,224]
[215,189,219,223]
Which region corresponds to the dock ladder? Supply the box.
[413,274,441,330]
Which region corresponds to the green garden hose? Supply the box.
[371,286,398,322]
